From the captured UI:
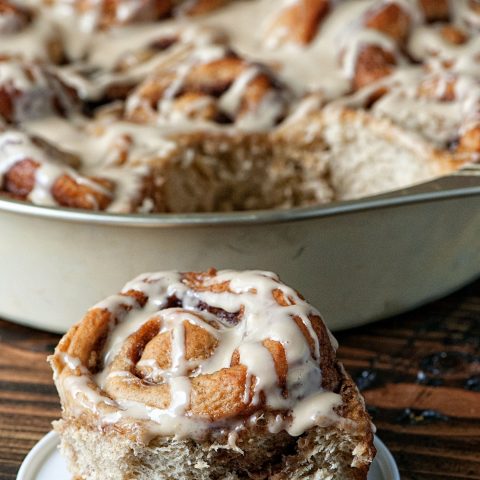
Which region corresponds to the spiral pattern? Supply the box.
[51,269,342,438]
[125,46,289,129]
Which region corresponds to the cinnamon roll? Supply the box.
[50,269,376,480]
[275,106,467,200]
[341,69,480,155]
[125,46,289,130]
[0,129,114,209]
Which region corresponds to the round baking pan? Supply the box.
[1,174,480,333]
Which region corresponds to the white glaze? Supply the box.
[0,12,59,61]
[1,0,477,211]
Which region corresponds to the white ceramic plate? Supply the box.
[17,431,400,480]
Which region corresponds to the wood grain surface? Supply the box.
[1,280,479,480]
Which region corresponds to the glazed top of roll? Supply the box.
[50,269,347,443]
[1,0,479,213]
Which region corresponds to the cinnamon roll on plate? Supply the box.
[50,269,376,480]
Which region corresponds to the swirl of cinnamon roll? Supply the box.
[341,68,480,154]
[125,45,289,130]
[339,0,420,93]
[50,269,375,479]
[64,25,226,103]
[0,129,116,209]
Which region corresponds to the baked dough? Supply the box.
[50,269,376,479]
[0,0,477,212]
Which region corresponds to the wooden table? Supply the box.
[1,282,479,480]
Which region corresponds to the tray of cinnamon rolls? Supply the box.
[0,0,480,333]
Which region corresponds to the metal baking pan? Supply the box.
[1,168,480,333]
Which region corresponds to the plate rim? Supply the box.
[17,431,60,480]
[17,431,400,480]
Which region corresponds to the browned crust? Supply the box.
[352,45,397,91]
[178,0,229,16]
[457,125,480,154]
[2,158,38,196]
[0,0,474,215]
[440,25,468,45]
[364,2,412,43]
[265,0,330,45]
[271,365,375,479]
[77,0,173,29]
[336,365,376,478]
[0,158,115,210]
[419,0,451,22]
